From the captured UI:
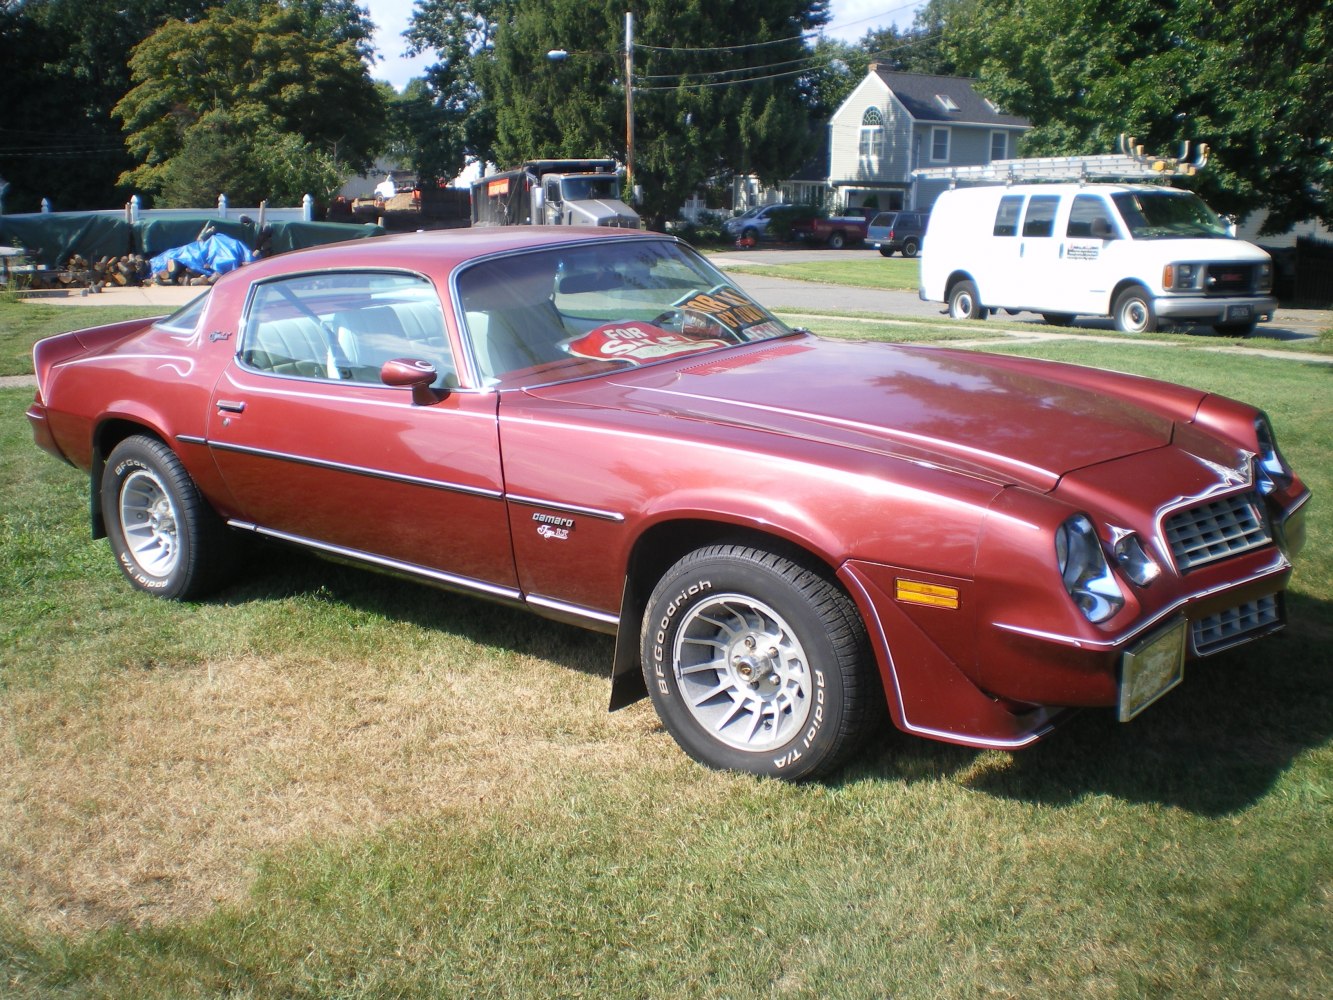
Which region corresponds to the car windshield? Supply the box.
[1110,190,1231,239]
[455,239,795,386]
[561,176,619,201]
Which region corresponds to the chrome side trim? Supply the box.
[228,521,523,601]
[176,434,207,446]
[526,594,621,628]
[842,571,1059,750]
[207,439,504,500]
[506,494,626,522]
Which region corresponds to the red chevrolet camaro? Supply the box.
[28,227,1310,779]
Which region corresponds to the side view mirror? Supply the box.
[381,357,441,405]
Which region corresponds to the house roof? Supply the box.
[870,67,1030,129]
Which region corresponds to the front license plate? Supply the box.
[1119,619,1187,722]
[1226,304,1253,321]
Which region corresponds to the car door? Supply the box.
[1011,193,1065,310]
[206,269,520,596]
[1054,192,1121,314]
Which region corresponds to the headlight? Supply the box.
[1254,414,1293,494]
[1111,530,1161,587]
[1055,515,1125,623]
[1162,263,1199,290]
[1257,261,1273,292]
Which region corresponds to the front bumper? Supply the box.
[1153,294,1276,324]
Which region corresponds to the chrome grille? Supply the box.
[1192,594,1281,656]
[1165,492,1270,572]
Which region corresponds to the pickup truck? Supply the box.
[790,209,872,249]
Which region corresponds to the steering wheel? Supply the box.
[650,308,735,342]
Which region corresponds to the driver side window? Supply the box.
[240,272,454,387]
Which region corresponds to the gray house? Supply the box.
[827,65,1030,213]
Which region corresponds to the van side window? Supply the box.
[1067,195,1113,238]
[993,195,1023,237]
[1022,195,1060,238]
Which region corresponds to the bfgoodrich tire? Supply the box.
[101,435,234,600]
[641,544,877,780]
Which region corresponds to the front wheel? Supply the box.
[101,435,234,599]
[1113,287,1157,334]
[641,544,877,780]
[948,280,988,320]
[878,247,895,258]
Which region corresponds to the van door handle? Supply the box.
[216,399,247,413]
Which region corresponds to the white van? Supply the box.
[919,183,1276,335]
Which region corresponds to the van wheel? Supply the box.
[878,247,895,258]
[902,239,919,258]
[948,280,987,320]
[1042,313,1076,326]
[1113,288,1157,334]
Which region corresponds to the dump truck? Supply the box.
[471,159,639,229]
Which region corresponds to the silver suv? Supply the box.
[723,203,795,242]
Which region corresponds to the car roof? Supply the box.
[217,226,665,290]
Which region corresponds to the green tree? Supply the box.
[0,0,209,211]
[942,0,1333,231]
[476,0,833,226]
[113,2,384,206]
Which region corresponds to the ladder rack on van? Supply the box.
[913,136,1210,187]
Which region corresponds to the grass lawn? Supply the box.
[1,308,1330,997]
[722,255,922,292]
[0,299,167,377]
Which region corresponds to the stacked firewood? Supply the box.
[90,254,151,287]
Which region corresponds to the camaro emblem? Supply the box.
[532,512,574,540]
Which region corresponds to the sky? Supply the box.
[361,1,924,91]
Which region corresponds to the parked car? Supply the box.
[722,203,794,242]
[920,183,1276,335]
[28,227,1309,779]
[867,211,929,258]
[790,210,872,249]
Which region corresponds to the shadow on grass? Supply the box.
[851,594,1333,816]
[209,544,1331,817]
[213,542,614,681]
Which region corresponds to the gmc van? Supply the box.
[919,183,1276,335]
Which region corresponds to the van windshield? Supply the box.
[1111,191,1231,240]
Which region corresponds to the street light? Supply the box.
[547,11,636,199]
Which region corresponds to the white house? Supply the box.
[827,65,1031,213]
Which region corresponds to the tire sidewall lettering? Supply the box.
[651,579,712,696]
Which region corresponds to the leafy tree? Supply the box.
[0,0,209,211]
[113,2,384,206]
[942,0,1333,231]
[472,0,833,226]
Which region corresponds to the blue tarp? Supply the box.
[149,232,253,277]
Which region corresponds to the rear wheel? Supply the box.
[1113,287,1157,334]
[878,247,895,258]
[641,544,876,780]
[101,435,234,599]
[948,280,988,320]
[827,230,846,250]
[901,239,920,258]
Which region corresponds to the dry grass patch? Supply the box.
[1,642,666,933]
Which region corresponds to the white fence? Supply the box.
[13,193,314,224]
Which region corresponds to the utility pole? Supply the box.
[624,10,635,200]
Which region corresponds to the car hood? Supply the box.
[583,338,1201,492]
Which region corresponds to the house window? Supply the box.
[930,127,950,162]
[990,131,1008,162]
[859,107,884,159]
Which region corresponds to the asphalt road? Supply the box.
[712,247,1331,344]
